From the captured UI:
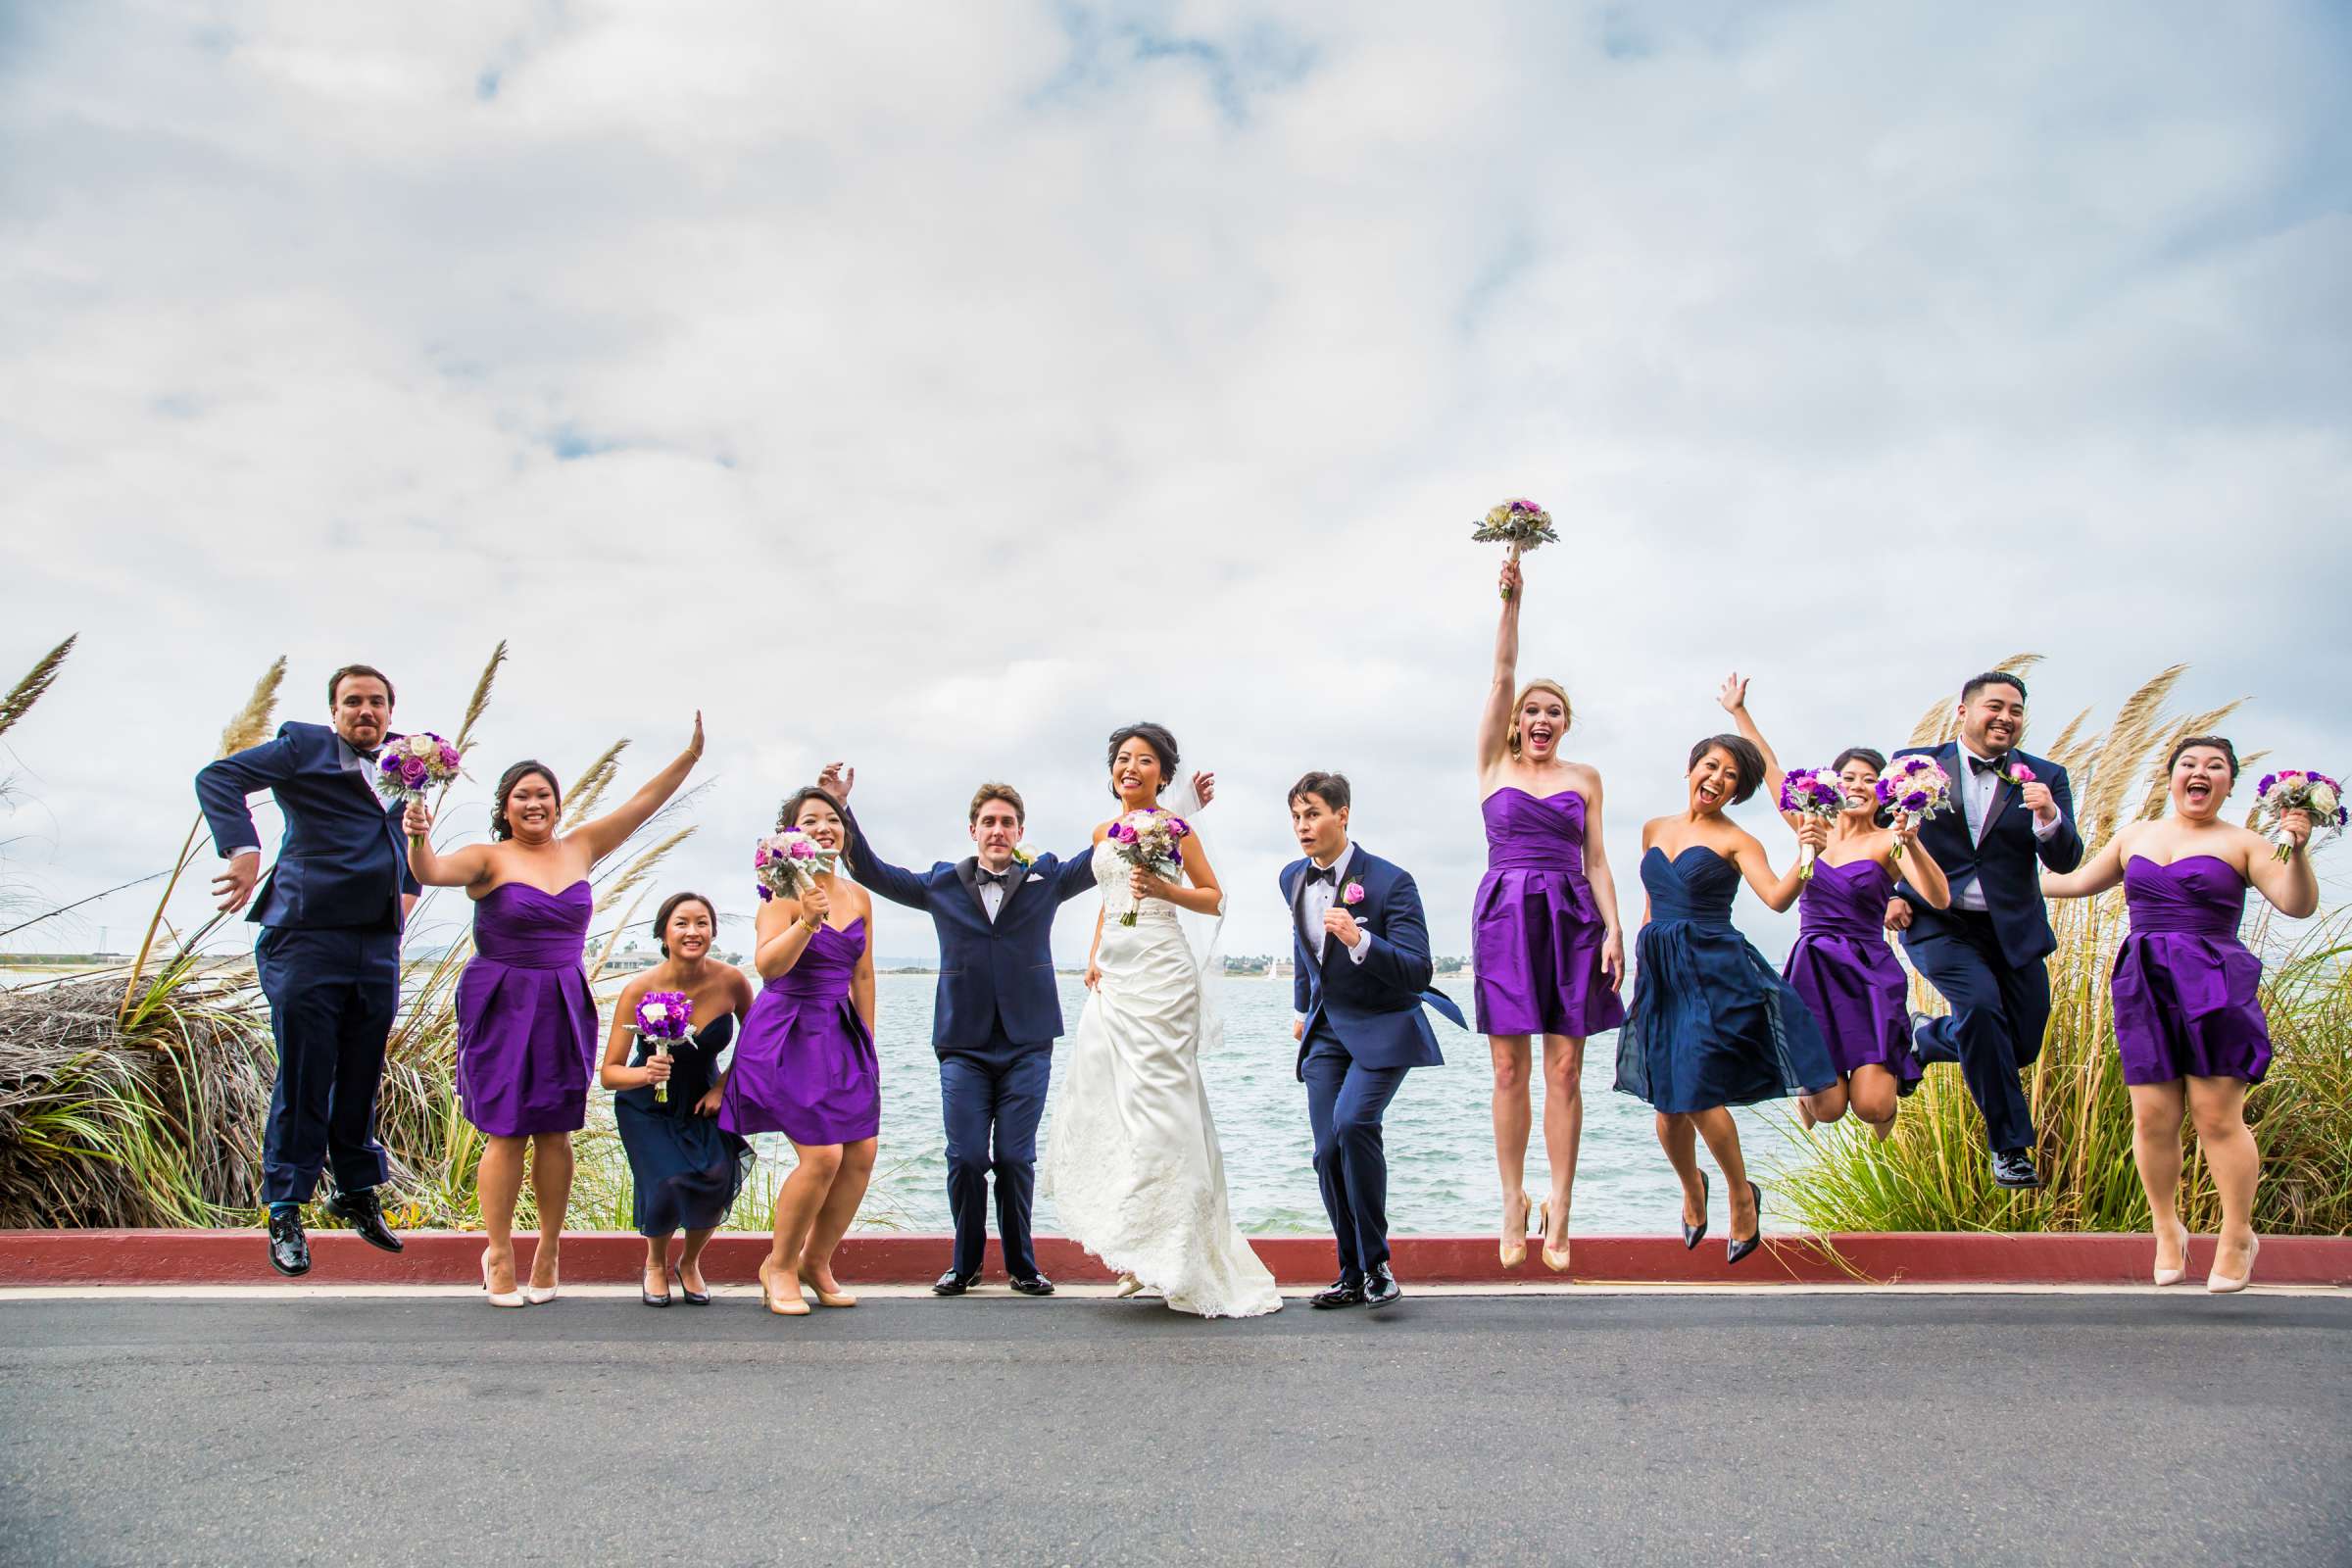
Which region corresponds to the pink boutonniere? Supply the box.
[1343,881,1365,906]
[2006,761,2035,787]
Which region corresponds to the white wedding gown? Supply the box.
[1040,840,1282,1317]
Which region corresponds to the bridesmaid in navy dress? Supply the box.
[1613,731,1838,1263]
[722,786,879,1318]
[2041,736,2317,1293]
[1471,554,1626,1272]
[405,716,704,1306]
[1720,675,1952,1139]
[600,890,755,1306]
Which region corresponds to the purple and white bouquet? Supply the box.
[1471,498,1559,600]
[1875,755,1954,861]
[753,829,836,903]
[1778,767,1846,881]
[632,991,692,1104]
[372,731,464,808]
[2254,768,2345,861]
[1106,807,1190,926]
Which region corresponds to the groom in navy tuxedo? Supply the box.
[1281,772,1465,1309]
[817,764,1099,1297]
[1886,671,2083,1190]
[195,663,418,1275]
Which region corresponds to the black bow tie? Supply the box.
[976,868,1011,889]
[1968,753,2009,778]
[1303,864,1338,887]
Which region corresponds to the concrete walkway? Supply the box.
[3,1292,2346,1565]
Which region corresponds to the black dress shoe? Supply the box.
[1682,1171,1710,1250]
[672,1267,710,1306]
[1363,1263,1401,1309]
[1309,1273,1365,1309]
[1007,1273,1055,1297]
[932,1269,982,1297]
[1726,1181,1764,1267]
[641,1282,672,1307]
[323,1187,404,1253]
[1991,1149,2044,1190]
[266,1208,311,1277]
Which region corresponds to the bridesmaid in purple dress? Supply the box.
[1721,677,1951,1139]
[1472,554,1625,1272]
[2042,736,2318,1294]
[404,715,704,1306]
[723,786,879,1318]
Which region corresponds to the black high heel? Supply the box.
[1727,1181,1763,1266]
[1681,1171,1710,1250]
[674,1266,711,1307]
[641,1266,672,1307]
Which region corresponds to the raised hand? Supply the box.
[2018,779,2057,824]
[800,882,832,928]
[404,799,433,840]
[2280,808,2314,854]
[212,855,261,914]
[818,760,855,801]
[686,710,705,760]
[1797,817,1830,853]
[1717,672,1749,714]
[1190,770,1215,808]
[1498,555,1524,601]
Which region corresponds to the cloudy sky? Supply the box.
[3,0,2347,968]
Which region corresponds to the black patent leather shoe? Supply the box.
[932,1268,982,1297]
[1363,1263,1401,1309]
[1008,1273,1054,1297]
[1991,1149,2044,1190]
[267,1207,311,1277]
[1309,1274,1365,1309]
[324,1187,403,1253]
[1726,1181,1764,1267]
[1682,1170,1710,1250]
[672,1267,710,1306]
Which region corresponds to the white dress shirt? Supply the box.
[1298,842,1371,965]
[1954,743,2061,912]
[974,863,1014,923]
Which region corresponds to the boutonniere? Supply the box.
[1010,843,1038,869]
[2005,761,2035,788]
[1343,879,1366,906]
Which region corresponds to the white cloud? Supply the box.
[2,0,2346,971]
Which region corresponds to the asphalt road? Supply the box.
[2,1291,2346,1567]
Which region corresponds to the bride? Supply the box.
[1040,721,1282,1317]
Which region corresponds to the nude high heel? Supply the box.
[2152,1217,2191,1288]
[2206,1234,2260,1295]
[1537,1200,1571,1274]
[480,1250,526,1309]
[759,1261,810,1316]
[1499,1191,1532,1270]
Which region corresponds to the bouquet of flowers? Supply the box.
[1470,498,1559,600]
[753,829,836,903]
[633,991,693,1104]
[1778,767,1846,881]
[2254,769,2346,861]
[1875,755,1954,861]
[1106,808,1190,926]
[372,731,465,809]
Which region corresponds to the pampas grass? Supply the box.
[1776,659,2352,1238]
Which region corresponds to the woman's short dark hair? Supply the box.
[2167,734,2239,779]
[489,760,562,841]
[327,662,395,707]
[1106,722,1181,798]
[1288,771,1350,812]
[654,890,717,958]
[1831,747,1887,777]
[777,786,847,833]
[1688,734,1767,807]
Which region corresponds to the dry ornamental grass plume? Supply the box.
[0,635,77,746]
[216,658,286,760]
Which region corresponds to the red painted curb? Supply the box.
[2,1230,2347,1287]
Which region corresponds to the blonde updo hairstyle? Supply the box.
[1508,679,1575,758]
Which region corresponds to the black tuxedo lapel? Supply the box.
[954,858,991,923]
[993,859,1030,922]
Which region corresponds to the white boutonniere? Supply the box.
[1010,843,1038,869]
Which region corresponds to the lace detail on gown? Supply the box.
[1039,843,1280,1317]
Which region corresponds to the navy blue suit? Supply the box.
[837,802,1096,1280]
[1892,742,2083,1153]
[196,721,418,1205]
[1282,845,1465,1277]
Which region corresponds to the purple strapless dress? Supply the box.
[1472,788,1626,1037]
[721,917,880,1145]
[1781,858,1922,1087]
[455,881,598,1137]
[2112,856,2270,1085]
